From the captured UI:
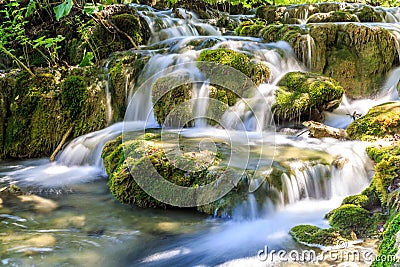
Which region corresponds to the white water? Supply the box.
[4,4,400,266]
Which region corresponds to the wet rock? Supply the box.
[256,3,385,24]
[261,23,396,98]
[347,101,400,140]
[303,121,347,139]
[272,72,343,123]
[51,215,86,229]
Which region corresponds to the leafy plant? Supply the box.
[54,0,73,21]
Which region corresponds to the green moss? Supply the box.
[151,73,193,127]
[197,48,270,86]
[91,13,146,60]
[103,132,226,209]
[272,71,343,122]
[341,194,369,209]
[371,156,400,205]
[1,67,108,158]
[61,76,88,120]
[107,52,149,122]
[327,204,376,237]
[306,11,359,23]
[235,20,266,37]
[261,23,396,98]
[290,224,346,247]
[347,102,400,140]
[367,144,400,163]
[371,213,400,267]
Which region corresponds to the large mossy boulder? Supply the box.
[102,132,233,209]
[347,102,400,140]
[326,204,376,238]
[272,72,344,122]
[261,23,396,98]
[0,67,107,158]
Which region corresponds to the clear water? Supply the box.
[1,3,399,266]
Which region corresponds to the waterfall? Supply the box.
[324,66,400,128]
[135,4,221,45]
[193,80,210,128]
[104,61,114,125]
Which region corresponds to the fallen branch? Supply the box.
[50,124,74,161]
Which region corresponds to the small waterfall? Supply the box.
[134,5,221,45]
[57,122,146,168]
[193,80,210,128]
[282,162,331,204]
[324,66,400,128]
[104,61,114,125]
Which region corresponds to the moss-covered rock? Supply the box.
[347,102,400,140]
[306,11,360,23]
[261,23,396,98]
[290,224,346,247]
[0,67,108,158]
[61,76,88,120]
[272,71,343,122]
[235,20,266,37]
[327,204,376,237]
[372,213,400,267]
[197,48,271,86]
[107,52,150,123]
[102,132,232,209]
[256,3,384,24]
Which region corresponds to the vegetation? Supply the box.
[347,102,400,140]
[272,71,343,122]
[290,224,346,247]
[102,132,231,209]
[372,213,400,267]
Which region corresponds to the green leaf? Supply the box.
[79,51,94,67]
[84,3,103,15]
[54,0,73,21]
[25,0,37,18]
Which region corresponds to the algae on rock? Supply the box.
[261,23,396,98]
[272,71,344,123]
[347,102,400,140]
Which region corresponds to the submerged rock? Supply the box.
[272,72,343,123]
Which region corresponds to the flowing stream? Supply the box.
[1,3,400,266]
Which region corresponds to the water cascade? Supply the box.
[2,3,400,266]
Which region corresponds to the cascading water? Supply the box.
[3,3,400,266]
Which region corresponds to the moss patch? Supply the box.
[372,213,400,267]
[326,204,376,238]
[272,71,343,122]
[290,224,346,247]
[197,48,271,86]
[347,102,400,140]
